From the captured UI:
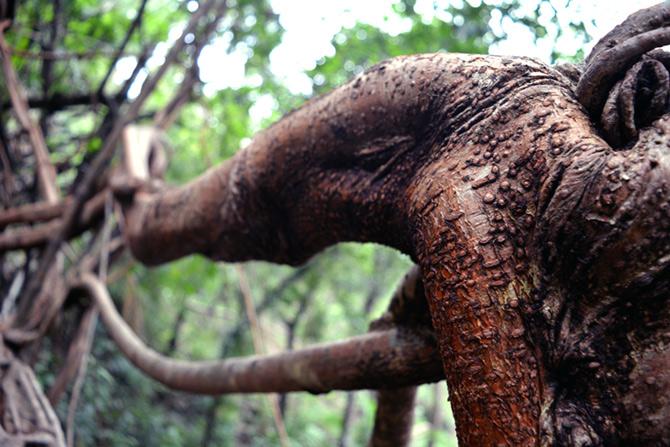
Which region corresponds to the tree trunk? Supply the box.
[105,4,670,445]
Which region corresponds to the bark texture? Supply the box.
[114,4,670,445]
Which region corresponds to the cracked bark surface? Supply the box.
[115,4,670,445]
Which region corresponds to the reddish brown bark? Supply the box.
[406,55,562,446]
[118,52,552,444]
[107,3,670,445]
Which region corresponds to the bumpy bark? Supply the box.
[116,4,670,445]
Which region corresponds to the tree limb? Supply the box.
[0,191,106,253]
[0,92,124,113]
[116,54,467,266]
[21,0,229,303]
[0,199,66,228]
[0,347,65,446]
[0,23,60,203]
[96,0,149,97]
[46,305,98,405]
[64,308,98,447]
[72,272,443,395]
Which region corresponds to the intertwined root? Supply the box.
[600,51,670,147]
[0,347,65,447]
[576,3,670,147]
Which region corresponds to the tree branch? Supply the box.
[365,266,425,446]
[0,352,65,446]
[0,198,66,229]
[0,191,107,253]
[38,0,63,134]
[65,308,98,447]
[21,0,229,303]
[72,273,443,395]
[96,0,149,97]
[0,23,60,203]
[116,54,466,266]
[47,305,98,405]
[1,92,124,113]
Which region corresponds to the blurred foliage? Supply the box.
[4,0,595,445]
